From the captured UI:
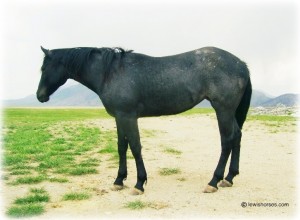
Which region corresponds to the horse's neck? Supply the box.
[72,64,104,97]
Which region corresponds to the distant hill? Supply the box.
[250,90,273,106]
[261,94,299,107]
[3,84,101,107]
[3,84,299,107]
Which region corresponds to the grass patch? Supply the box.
[48,177,69,183]
[13,175,46,185]
[7,187,49,217]
[99,144,117,154]
[38,155,74,169]
[62,192,91,201]
[124,200,169,210]
[68,167,98,176]
[159,168,181,176]
[163,147,182,155]
[6,204,45,217]
[9,164,33,170]
[124,200,147,210]
[78,158,100,167]
[30,188,48,194]
[55,166,98,176]
[54,167,71,174]
[10,170,31,175]
[14,194,50,205]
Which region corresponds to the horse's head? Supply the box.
[37,46,69,103]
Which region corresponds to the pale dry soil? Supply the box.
[2,115,298,219]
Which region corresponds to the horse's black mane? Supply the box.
[46,47,132,79]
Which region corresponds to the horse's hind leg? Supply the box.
[203,109,241,193]
[220,137,241,187]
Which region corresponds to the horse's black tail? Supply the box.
[235,78,252,129]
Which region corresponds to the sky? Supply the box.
[0,0,299,100]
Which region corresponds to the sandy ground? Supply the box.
[2,114,298,219]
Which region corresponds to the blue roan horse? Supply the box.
[37,46,252,194]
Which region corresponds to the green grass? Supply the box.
[247,114,297,123]
[179,108,214,116]
[12,175,47,185]
[78,158,100,167]
[3,108,111,124]
[62,192,91,201]
[48,177,69,183]
[3,108,113,216]
[159,167,181,176]
[10,170,32,175]
[3,108,112,187]
[124,200,169,210]
[6,204,45,217]
[6,187,49,217]
[14,194,50,205]
[30,188,48,194]
[53,164,99,176]
[68,167,98,175]
[124,200,147,210]
[38,155,75,169]
[247,113,297,132]
[98,131,119,161]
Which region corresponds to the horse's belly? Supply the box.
[138,91,203,117]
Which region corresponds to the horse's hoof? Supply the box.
[219,179,233,188]
[203,185,218,193]
[130,188,144,195]
[110,184,124,191]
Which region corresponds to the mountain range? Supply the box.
[3,84,299,107]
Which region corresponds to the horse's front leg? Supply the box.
[114,114,147,195]
[112,118,129,190]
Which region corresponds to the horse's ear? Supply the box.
[41,46,52,57]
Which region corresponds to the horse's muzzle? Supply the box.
[37,93,49,103]
[36,86,50,103]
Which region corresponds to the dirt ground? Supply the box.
[2,114,299,219]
